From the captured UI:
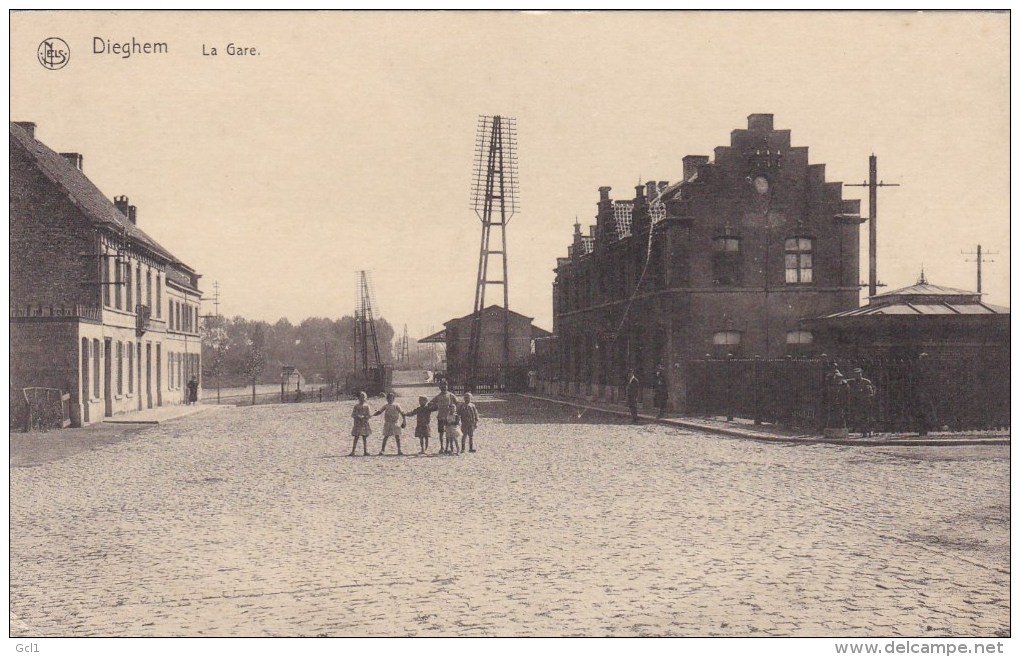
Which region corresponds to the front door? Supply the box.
[146,342,153,409]
[81,338,90,424]
[137,343,143,410]
[156,343,162,407]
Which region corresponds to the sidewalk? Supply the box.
[11,403,229,468]
[517,393,1010,447]
[101,402,226,425]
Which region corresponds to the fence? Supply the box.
[209,384,343,406]
[445,365,530,394]
[684,355,1009,433]
[10,387,71,432]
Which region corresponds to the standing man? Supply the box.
[653,364,669,419]
[187,375,199,405]
[625,369,641,424]
[848,368,876,437]
[428,381,458,454]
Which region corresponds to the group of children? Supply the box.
[348,382,480,457]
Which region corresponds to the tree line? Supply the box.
[200,315,399,388]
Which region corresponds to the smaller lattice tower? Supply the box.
[354,270,382,376]
[397,324,410,364]
[468,115,519,386]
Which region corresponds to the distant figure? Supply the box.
[458,393,480,453]
[847,368,876,437]
[625,369,641,424]
[405,395,434,454]
[913,389,937,437]
[653,364,668,419]
[349,391,372,456]
[187,376,199,405]
[373,392,407,455]
[425,370,434,384]
[428,381,458,454]
[824,363,849,429]
[528,369,537,390]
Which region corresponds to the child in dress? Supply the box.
[443,403,461,455]
[349,391,372,456]
[373,392,407,455]
[458,393,480,453]
[404,395,434,454]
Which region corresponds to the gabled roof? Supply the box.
[10,122,188,270]
[418,305,552,343]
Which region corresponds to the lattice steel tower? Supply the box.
[354,270,382,375]
[468,115,519,384]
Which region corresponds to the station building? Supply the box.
[549,114,863,409]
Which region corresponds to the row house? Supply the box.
[549,114,863,409]
[10,121,203,426]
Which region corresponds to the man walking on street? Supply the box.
[848,368,876,437]
[626,369,641,424]
[653,364,669,419]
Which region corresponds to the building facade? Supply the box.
[549,114,862,409]
[10,121,203,426]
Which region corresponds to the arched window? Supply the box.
[712,330,742,357]
[785,330,814,345]
[785,237,814,284]
[712,330,742,346]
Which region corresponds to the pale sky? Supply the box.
[10,11,1010,340]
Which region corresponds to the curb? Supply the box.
[514,394,1009,447]
[101,404,228,426]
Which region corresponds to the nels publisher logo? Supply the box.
[37,37,70,70]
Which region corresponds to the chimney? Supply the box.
[635,184,646,200]
[60,152,83,171]
[13,122,36,139]
[645,180,658,200]
[682,155,709,182]
[598,186,611,201]
[114,195,129,216]
[747,113,774,132]
[128,205,137,225]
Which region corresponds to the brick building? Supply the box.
[10,121,203,426]
[548,114,862,410]
[420,305,551,390]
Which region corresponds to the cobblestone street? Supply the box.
[10,389,1010,637]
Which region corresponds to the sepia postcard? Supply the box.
[7,9,1011,654]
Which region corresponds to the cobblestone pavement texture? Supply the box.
[10,389,1010,637]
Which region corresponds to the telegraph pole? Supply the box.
[962,245,997,294]
[846,154,899,298]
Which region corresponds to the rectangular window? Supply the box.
[115,256,123,310]
[785,237,814,284]
[125,263,133,310]
[103,252,112,307]
[136,265,142,310]
[156,275,162,318]
[712,236,742,286]
[117,342,123,395]
[92,339,101,398]
[127,342,134,393]
[146,270,152,309]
